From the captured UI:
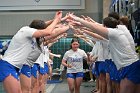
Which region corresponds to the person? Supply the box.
[68,14,140,93]
[109,13,136,93]
[62,37,88,93]
[19,19,52,93]
[73,21,111,93]
[20,22,68,93]
[0,11,62,93]
[31,50,45,93]
[20,38,42,93]
[30,24,69,93]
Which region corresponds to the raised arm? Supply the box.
[33,11,62,38]
[68,14,109,39]
[82,29,105,40]
[44,24,69,40]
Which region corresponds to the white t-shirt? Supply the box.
[34,53,44,68]
[84,33,101,60]
[25,45,42,67]
[90,41,101,61]
[63,48,87,73]
[44,46,49,63]
[90,39,111,61]
[34,43,45,68]
[108,28,139,70]
[117,25,136,52]
[2,26,36,69]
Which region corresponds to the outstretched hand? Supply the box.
[54,11,62,22]
[61,12,74,21]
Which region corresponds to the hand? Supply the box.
[67,19,83,27]
[54,11,62,22]
[87,52,91,56]
[62,33,67,38]
[91,56,98,62]
[81,15,95,23]
[73,28,84,35]
[67,14,80,21]
[61,12,74,21]
[53,54,61,58]
[67,64,72,68]
[86,16,96,23]
[57,54,61,58]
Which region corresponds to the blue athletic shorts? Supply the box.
[0,60,20,81]
[93,62,101,77]
[106,60,120,82]
[119,60,140,84]
[66,72,84,79]
[20,65,31,78]
[105,59,112,73]
[91,63,95,74]
[31,63,40,78]
[98,61,107,74]
[39,63,49,75]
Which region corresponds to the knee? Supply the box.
[21,85,31,92]
[69,86,74,92]
[31,81,38,89]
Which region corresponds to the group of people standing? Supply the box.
[0,11,140,93]
[0,11,68,93]
[65,12,140,93]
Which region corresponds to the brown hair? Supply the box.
[70,37,80,49]
[29,19,47,29]
[29,20,47,51]
[108,12,120,20]
[103,17,118,28]
[119,16,129,28]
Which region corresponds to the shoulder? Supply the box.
[107,28,123,38]
[78,49,86,53]
[65,50,71,54]
[18,26,37,37]
[20,26,31,30]
[19,26,37,33]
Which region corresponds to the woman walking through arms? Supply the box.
[62,37,88,93]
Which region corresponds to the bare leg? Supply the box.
[3,75,22,93]
[43,74,48,93]
[99,73,106,93]
[120,78,136,93]
[135,84,140,93]
[20,73,31,93]
[75,77,83,93]
[115,82,120,93]
[106,73,112,93]
[38,74,45,93]
[67,78,75,93]
[112,81,116,93]
[31,75,39,93]
[91,76,98,93]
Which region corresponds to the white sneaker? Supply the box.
[88,79,93,82]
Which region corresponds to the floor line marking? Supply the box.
[46,84,56,93]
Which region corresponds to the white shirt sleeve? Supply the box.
[19,26,37,38]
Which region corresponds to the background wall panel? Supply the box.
[0,0,103,36]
